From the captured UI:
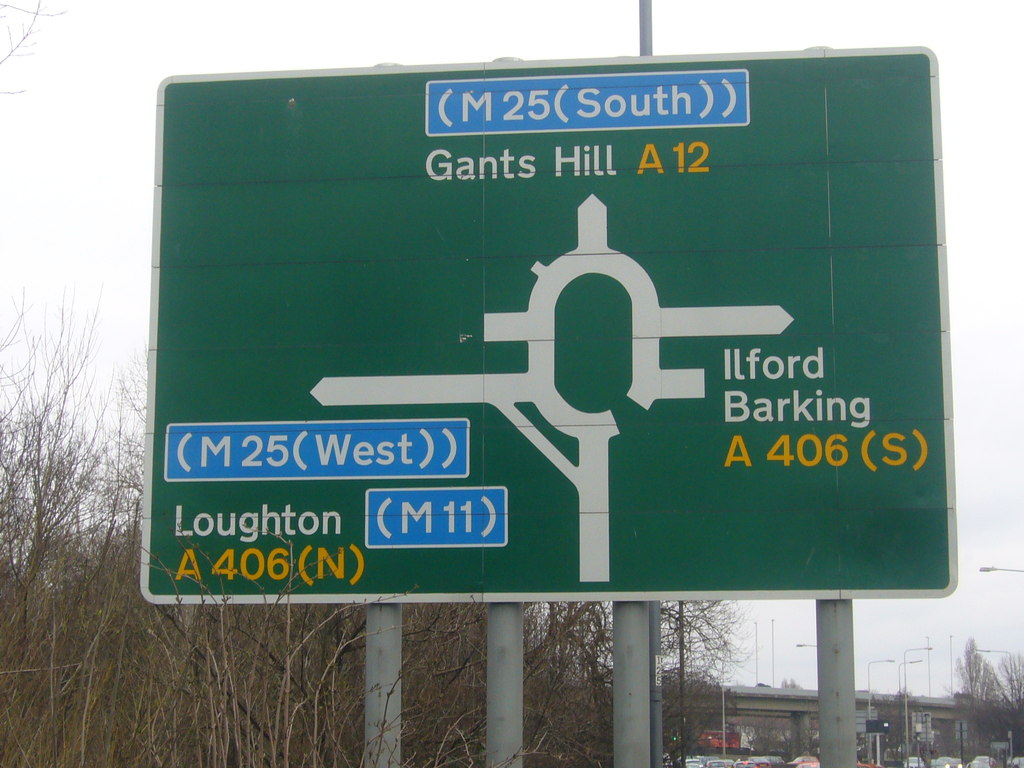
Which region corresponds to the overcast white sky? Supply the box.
[1,0,1021,696]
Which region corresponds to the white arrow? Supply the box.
[312,195,794,583]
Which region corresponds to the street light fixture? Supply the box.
[979,566,1024,573]
[899,659,922,688]
[903,645,932,698]
[868,659,896,694]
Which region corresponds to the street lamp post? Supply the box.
[978,649,1010,707]
[721,680,726,757]
[721,658,729,758]
[901,657,924,762]
[794,644,815,693]
[903,646,932,761]
[868,659,896,765]
[926,636,932,697]
[755,622,759,685]
[949,635,955,696]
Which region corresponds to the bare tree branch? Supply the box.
[1,1,62,94]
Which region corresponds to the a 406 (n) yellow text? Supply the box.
[174,544,365,587]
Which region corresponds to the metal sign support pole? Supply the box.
[679,602,687,765]
[639,0,653,56]
[365,603,402,768]
[615,601,652,766]
[640,8,659,763]
[487,602,524,768]
[816,599,856,768]
[650,601,663,768]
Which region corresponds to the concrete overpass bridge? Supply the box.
[725,685,961,756]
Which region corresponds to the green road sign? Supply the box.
[142,48,954,603]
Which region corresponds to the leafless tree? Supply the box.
[953,638,1024,759]
[957,638,1001,702]
[659,600,746,762]
[1,1,59,93]
[0,301,750,767]
[998,653,1024,712]
[988,653,1024,763]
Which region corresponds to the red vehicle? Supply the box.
[698,731,741,750]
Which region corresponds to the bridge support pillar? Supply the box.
[790,711,811,755]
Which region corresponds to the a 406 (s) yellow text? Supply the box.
[724,430,928,471]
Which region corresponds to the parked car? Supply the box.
[932,757,963,768]
[968,757,996,768]
[906,758,928,768]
